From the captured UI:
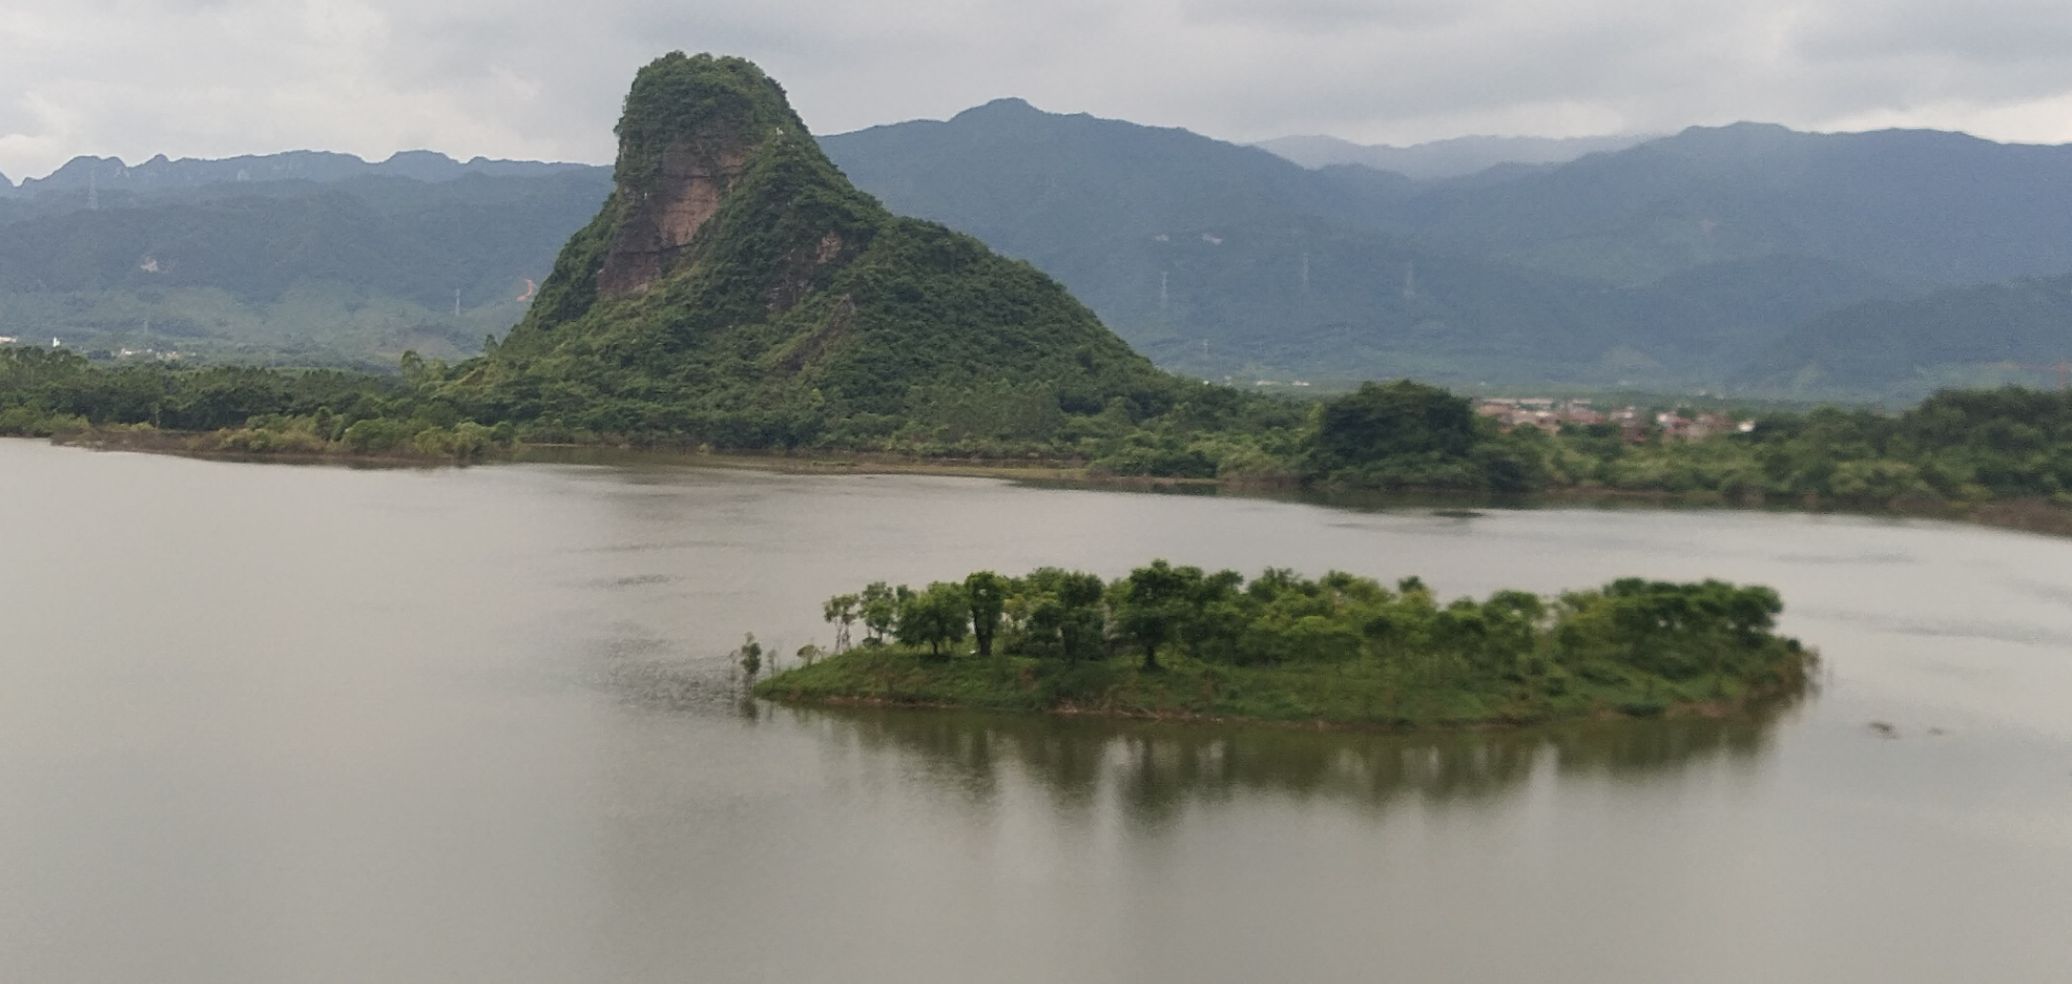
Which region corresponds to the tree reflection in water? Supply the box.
[778,702,1802,826]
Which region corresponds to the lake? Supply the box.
[2,438,2068,982]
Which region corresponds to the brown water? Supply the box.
[2,439,2068,983]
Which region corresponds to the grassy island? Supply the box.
[753,562,1816,730]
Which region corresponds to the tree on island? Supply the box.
[822,593,859,653]
[896,582,970,658]
[1018,569,1109,663]
[964,571,1007,658]
[859,582,898,644]
[769,562,1816,728]
[1113,560,1204,671]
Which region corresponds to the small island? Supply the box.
[753,562,1816,729]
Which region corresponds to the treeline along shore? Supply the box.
[750,562,1817,730]
[7,346,2072,535]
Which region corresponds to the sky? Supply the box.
[6,0,2072,179]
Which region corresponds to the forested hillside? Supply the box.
[822,110,2072,396]
[6,99,2071,395]
[0,168,610,366]
[1742,272,2072,396]
[440,53,1240,452]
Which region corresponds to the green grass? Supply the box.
[754,643,1808,731]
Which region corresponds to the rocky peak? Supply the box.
[596,52,812,298]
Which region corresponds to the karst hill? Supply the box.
[456,52,1168,445]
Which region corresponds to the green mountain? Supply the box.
[1403,123,2072,286]
[452,54,1167,445]
[820,105,1905,388]
[1740,271,2072,398]
[0,170,610,366]
[820,107,2072,394]
[821,97,1401,268]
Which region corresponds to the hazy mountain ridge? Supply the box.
[820,97,1383,268]
[821,106,2020,389]
[17,150,603,195]
[0,168,611,365]
[1742,271,2072,396]
[1400,122,2072,287]
[1254,132,1653,179]
[826,107,2072,393]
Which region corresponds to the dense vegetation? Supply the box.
[419,53,1304,464]
[1563,388,2072,505]
[0,347,509,457]
[12,338,2072,522]
[753,562,1815,728]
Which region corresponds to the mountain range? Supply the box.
[4,103,2071,398]
[1252,133,1652,178]
[0,158,609,366]
[18,150,598,195]
[818,104,2072,395]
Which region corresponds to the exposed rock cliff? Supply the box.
[595,141,750,296]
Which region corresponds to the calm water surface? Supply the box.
[2,439,2069,983]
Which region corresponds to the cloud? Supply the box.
[4,0,2072,179]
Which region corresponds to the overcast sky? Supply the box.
[6,0,2072,179]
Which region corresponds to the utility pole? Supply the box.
[454,288,462,318]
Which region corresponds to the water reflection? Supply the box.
[785,704,1796,821]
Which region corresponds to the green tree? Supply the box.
[859,582,898,644]
[1114,559,1203,671]
[822,593,859,652]
[896,581,970,658]
[1304,380,1479,482]
[963,571,1007,658]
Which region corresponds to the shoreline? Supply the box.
[758,689,1771,735]
[31,426,2072,537]
[752,641,1815,736]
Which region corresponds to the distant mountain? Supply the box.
[820,98,1400,270]
[1254,133,1651,179]
[17,150,602,195]
[820,101,1612,382]
[0,171,608,302]
[821,103,1920,387]
[1740,271,2072,397]
[465,55,1164,442]
[0,168,611,366]
[1403,123,2072,286]
[0,171,13,195]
